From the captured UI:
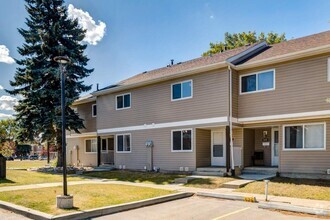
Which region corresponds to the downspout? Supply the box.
[228,65,235,176]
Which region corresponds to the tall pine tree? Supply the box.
[7,0,93,166]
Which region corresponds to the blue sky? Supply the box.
[0,0,329,119]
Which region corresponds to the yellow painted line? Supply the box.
[212,207,251,220]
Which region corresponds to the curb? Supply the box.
[258,203,330,217]
[196,192,256,203]
[0,192,194,220]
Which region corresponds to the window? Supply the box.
[85,139,97,153]
[284,123,325,150]
[240,70,275,94]
[172,80,192,101]
[101,138,107,153]
[92,104,97,117]
[116,93,131,110]
[172,129,192,152]
[116,134,131,153]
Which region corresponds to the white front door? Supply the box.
[211,131,226,166]
[272,128,279,166]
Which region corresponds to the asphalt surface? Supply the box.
[0,196,321,220]
[95,196,319,220]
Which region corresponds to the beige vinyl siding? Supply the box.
[238,54,330,118]
[114,127,196,171]
[196,129,211,167]
[97,69,229,130]
[74,101,97,133]
[233,127,243,166]
[232,69,239,118]
[279,118,330,174]
[66,137,97,166]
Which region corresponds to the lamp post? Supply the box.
[54,56,73,209]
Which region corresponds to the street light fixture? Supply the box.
[54,55,73,209]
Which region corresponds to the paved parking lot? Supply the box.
[0,196,320,220]
[95,196,319,220]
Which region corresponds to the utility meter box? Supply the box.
[145,140,153,148]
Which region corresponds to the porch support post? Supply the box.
[97,136,101,166]
[226,126,231,172]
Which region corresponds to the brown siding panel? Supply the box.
[97,69,229,130]
[196,129,211,167]
[74,102,97,133]
[114,127,196,171]
[238,55,330,118]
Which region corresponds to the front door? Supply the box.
[272,128,279,166]
[211,131,226,166]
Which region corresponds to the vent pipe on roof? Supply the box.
[171,59,174,65]
[96,83,99,91]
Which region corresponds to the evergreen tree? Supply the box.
[202,31,286,56]
[7,0,93,166]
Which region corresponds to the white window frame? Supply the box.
[101,138,108,153]
[116,93,131,110]
[239,69,276,95]
[85,138,97,154]
[116,133,131,153]
[171,128,193,152]
[282,122,326,151]
[92,104,97,117]
[171,80,193,101]
[327,57,330,82]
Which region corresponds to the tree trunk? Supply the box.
[56,129,63,167]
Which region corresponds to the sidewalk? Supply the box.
[0,178,329,211]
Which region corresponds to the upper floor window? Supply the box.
[284,123,325,150]
[171,129,193,152]
[171,80,193,101]
[85,139,97,153]
[116,134,131,153]
[116,93,131,110]
[92,104,97,117]
[240,69,275,94]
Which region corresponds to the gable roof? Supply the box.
[92,30,330,96]
[238,30,330,68]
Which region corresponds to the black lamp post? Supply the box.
[54,56,70,196]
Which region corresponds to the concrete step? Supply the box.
[242,170,277,175]
[192,171,226,177]
[223,179,255,189]
[196,167,227,172]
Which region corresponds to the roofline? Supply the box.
[92,61,227,96]
[72,96,96,106]
[234,44,330,70]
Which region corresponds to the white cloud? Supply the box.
[0,45,15,64]
[0,95,18,111]
[0,113,13,120]
[0,85,4,90]
[67,4,106,45]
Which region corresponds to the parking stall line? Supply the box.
[211,207,251,220]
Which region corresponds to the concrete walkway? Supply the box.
[1,178,329,211]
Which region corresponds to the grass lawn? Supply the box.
[83,170,186,185]
[0,170,85,187]
[0,184,174,215]
[6,160,49,169]
[185,177,236,189]
[236,177,330,201]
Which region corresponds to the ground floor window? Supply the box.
[172,129,192,152]
[116,134,131,153]
[284,123,325,150]
[85,139,97,153]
